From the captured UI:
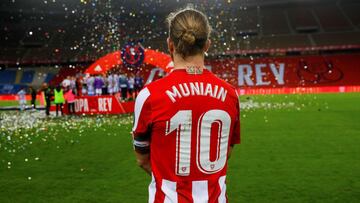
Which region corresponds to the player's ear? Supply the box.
[167,37,174,54]
[204,39,211,53]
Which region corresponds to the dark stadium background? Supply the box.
[1,0,359,89]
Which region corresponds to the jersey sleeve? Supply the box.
[132,87,152,154]
[230,94,241,145]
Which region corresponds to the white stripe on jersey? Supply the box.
[192,180,208,203]
[148,173,156,203]
[218,176,227,203]
[162,179,178,203]
[132,87,150,131]
[150,177,228,203]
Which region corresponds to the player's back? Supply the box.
[133,69,240,203]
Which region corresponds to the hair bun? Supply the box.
[182,30,196,45]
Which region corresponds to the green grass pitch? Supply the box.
[0,93,359,202]
[0,100,40,107]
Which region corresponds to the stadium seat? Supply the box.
[21,29,48,47]
[20,70,35,83]
[314,5,352,31]
[0,70,17,84]
[341,4,360,28]
[0,48,26,62]
[287,7,319,33]
[261,8,290,35]
[236,35,311,50]
[44,73,55,83]
[233,8,259,34]
[313,32,360,46]
[0,84,27,94]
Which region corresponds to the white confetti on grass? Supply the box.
[0,111,133,166]
[0,111,132,133]
[240,100,296,110]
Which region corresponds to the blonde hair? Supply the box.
[166,6,212,58]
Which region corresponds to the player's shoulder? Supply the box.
[135,87,151,107]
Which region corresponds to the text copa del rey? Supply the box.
[75,97,113,112]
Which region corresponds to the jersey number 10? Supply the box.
[165,110,231,176]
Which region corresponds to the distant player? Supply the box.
[113,73,120,94]
[132,7,240,202]
[42,83,52,116]
[54,85,65,116]
[86,74,95,96]
[128,74,135,99]
[62,76,71,91]
[134,72,144,97]
[17,87,27,111]
[94,75,104,96]
[29,86,37,109]
[107,73,114,95]
[119,73,128,100]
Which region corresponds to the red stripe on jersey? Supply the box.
[177,180,192,203]
[154,178,166,203]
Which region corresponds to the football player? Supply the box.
[132,7,240,203]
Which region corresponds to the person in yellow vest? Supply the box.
[54,85,65,116]
[41,83,53,116]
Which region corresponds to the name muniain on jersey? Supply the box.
[165,82,228,103]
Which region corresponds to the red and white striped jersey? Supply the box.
[132,68,240,203]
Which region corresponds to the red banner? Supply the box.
[85,49,172,74]
[236,85,360,95]
[100,53,360,90]
[60,95,134,115]
[207,54,360,89]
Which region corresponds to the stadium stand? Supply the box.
[312,32,360,46]
[314,5,352,31]
[0,66,61,94]
[261,7,291,35]
[233,8,259,35]
[0,0,359,89]
[341,3,360,28]
[21,29,48,47]
[20,70,35,84]
[44,73,55,83]
[287,7,319,33]
[49,66,87,86]
[22,48,52,63]
[0,48,27,63]
[242,35,312,50]
[0,70,17,84]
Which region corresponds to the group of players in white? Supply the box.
[61,73,143,100]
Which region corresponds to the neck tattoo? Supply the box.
[186,66,203,74]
